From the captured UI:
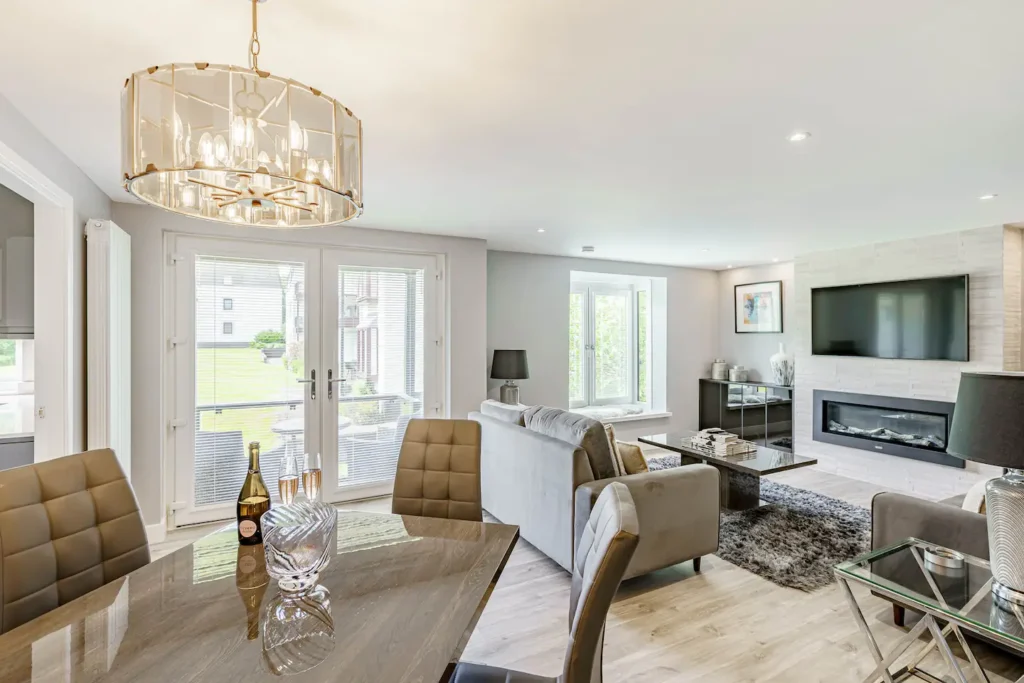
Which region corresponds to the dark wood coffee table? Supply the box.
[638,431,818,510]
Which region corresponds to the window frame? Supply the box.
[222,321,233,335]
[569,280,652,409]
[222,298,233,311]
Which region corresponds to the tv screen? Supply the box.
[811,275,968,361]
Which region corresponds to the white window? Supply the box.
[569,273,656,409]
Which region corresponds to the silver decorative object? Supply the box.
[987,471,1024,608]
[769,343,794,386]
[262,500,337,593]
[711,359,729,381]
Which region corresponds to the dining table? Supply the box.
[0,510,519,682]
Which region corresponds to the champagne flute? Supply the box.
[278,454,299,505]
[302,452,322,502]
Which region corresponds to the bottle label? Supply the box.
[239,520,258,538]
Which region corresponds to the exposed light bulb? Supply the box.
[788,131,811,142]
[289,121,308,151]
[537,228,546,233]
[307,159,320,179]
[321,160,332,184]
[198,133,214,166]
[181,185,197,209]
[214,135,229,164]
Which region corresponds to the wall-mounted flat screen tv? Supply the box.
[811,275,968,361]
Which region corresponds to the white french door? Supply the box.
[168,235,442,527]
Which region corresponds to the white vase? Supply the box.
[769,343,794,386]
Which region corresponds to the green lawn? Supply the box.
[197,348,303,453]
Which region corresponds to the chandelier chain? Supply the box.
[248,0,261,70]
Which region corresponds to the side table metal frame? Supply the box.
[836,544,1024,683]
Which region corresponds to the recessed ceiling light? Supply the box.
[788,131,811,142]
[726,265,733,269]
[772,258,780,263]
[537,228,546,233]
[979,193,998,201]
[582,246,595,254]
[701,249,710,253]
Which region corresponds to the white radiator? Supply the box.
[86,220,131,478]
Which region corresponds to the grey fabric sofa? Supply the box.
[470,406,720,579]
[871,492,988,625]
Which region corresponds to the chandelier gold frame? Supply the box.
[121,0,362,228]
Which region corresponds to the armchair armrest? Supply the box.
[575,464,721,579]
[872,492,989,560]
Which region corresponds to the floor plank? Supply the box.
[153,469,1024,682]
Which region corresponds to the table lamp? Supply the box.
[491,350,529,405]
[947,371,1024,610]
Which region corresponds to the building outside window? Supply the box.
[223,298,233,310]
[223,322,233,335]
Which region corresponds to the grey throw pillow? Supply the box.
[479,399,527,426]
[522,406,620,479]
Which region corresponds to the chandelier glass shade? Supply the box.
[121,5,362,228]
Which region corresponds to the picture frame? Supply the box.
[735,280,783,333]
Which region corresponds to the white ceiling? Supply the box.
[3,1,1024,269]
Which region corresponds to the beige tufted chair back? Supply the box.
[392,419,482,522]
[562,482,638,683]
[0,449,150,634]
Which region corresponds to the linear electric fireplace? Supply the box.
[812,390,962,468]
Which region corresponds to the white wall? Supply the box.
[717,262,795,382]
[0,94,113,451]
[112,203,488,525]
[486,250,718,441]
[793,225,1007,500]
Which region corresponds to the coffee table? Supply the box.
[835,538,1024,682]
[637,431,818,510]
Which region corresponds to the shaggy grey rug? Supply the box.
[647,453,870,591]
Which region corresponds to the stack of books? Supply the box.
[690,429,757,456]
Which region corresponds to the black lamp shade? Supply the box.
[947,372,1024,469]
[490,350,529,380]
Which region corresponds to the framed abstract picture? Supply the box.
[735,280,783,333]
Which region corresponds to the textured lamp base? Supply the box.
[986,471,1024,612]
[499,381,520,405]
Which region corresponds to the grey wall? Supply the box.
[112,203,488,525]
[793,225,1005,499]
[716,262,795,382]
[0,94,112,452]
[0,184,33,238]
[486,250,718,441]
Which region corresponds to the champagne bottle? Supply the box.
[237,441,271,545]
[235,544,269,640]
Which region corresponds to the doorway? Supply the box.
[168,235,443,527]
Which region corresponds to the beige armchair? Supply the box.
[0,449,150,634]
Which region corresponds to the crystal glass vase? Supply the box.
[262,585,335,675]
[262,501,337,593]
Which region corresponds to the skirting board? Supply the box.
[145,519,167,545]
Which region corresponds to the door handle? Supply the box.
[297,369,316,400]
[327,369,346,399]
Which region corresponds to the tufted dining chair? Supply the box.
[0,449,150,634]
[451,482,639,683]
[391,418,482,522]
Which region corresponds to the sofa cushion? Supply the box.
[523,406,620,479]
[616,441,649,475]
[479,399,526,426]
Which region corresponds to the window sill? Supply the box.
[571,404,672,425]
[601,411,672,425]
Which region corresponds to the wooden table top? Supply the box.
[0,511,519,683]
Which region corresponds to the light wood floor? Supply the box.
[154,469,1024,682]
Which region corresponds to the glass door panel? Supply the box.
[172,238,320,527]
[321,250,438,502]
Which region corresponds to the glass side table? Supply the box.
[835,538,1024,683]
